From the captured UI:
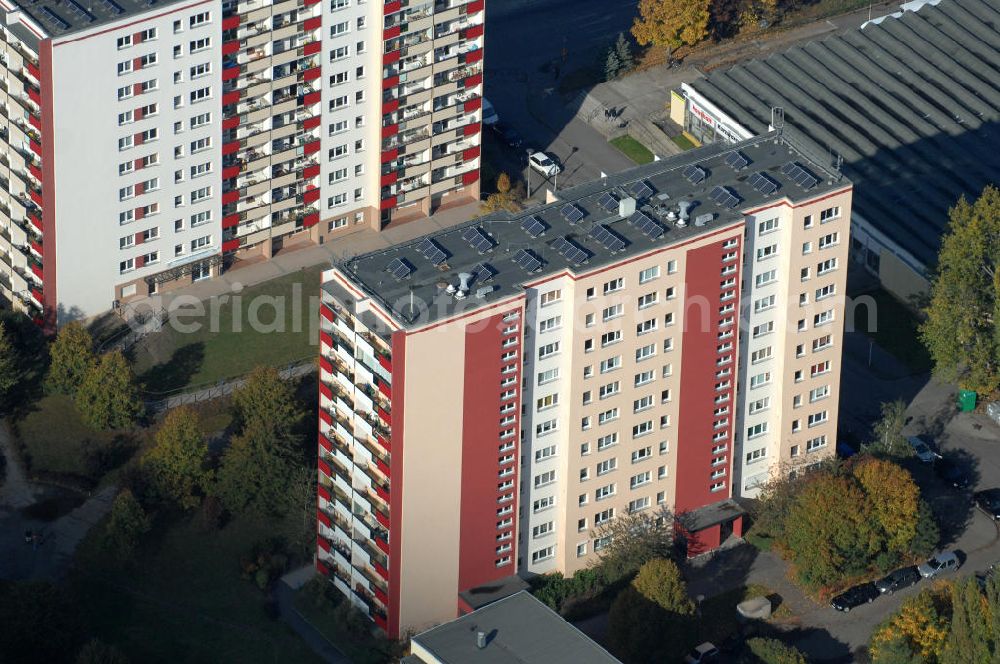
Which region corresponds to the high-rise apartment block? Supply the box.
[315,132,852,637]
[0,0,483,323]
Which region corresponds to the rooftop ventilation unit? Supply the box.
[694,212,714,226]
[618,196,636,218]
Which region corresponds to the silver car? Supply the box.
[918,551,959,578]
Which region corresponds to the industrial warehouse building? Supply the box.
[672,0,1000,302]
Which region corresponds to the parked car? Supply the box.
[974,488,1000,520]
[935,457,972,488]
[528,151,561,177]
[492,122,523,148]
[684,642,720,664]
[831,582,879,611]
[918,551,960,578]
[875,566,921,594]
[481,98,499,126]
[907,435,940,463]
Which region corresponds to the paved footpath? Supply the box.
[276,565,351,664]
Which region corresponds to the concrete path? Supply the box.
[0,420,118,581]
[276,565,351,664]
[146,360,316,412]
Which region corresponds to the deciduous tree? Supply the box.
[480,172,522,214]
[941,577,994,664]
[604,50,622,81]
[631,0,710,61]
[47,321,95,395]
[607,557,693,662]
[215,426,298,515]
[852,456,920,553]
[104,489,151,561]
[591,505,674,580]
[921,186,1000,393]
[0,322,18,404]
[231,366,301,439]
[143,407,210,510]
[865,400,911,459]
[75,351,142,430]
[631,557,693,614]
[742,637,807,664]
[870,585,951,663]
[0,580,85,663]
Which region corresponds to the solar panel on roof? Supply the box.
[628,210,654,228]
[781,162,818,190]
[385,257,412,281]
[552,237,589,265]
[639,217,665,240]
[748,172,779,196]
[521,215,547,238]
[629,180,654,200]
[473,262,496,282]
[97,0,124,14]
[589,225,626,252]
[512,249,542,272]
[65,0,95,22]
[597,192,619,212]
[709,186,741,209]
[461,227,494,254]
[683,165,706,184]
[560,203,584,224]
[39,7,69,29]
[416,237,447,265]
[725,151,749,170]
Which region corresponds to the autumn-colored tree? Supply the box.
[591,505,674,581]
[75,351,142,430]
[742,637,807,664]
[941,577,996,663]
[631,0,710,61]
[481,172,522,214]
[921,186,1000,393]
[870,584,952,663]
[607,558,693,662]
[852,457,920,554]
[782,473,881,589]
[47,321,95,394]
[143,407,211,510]
[631,557,693,614]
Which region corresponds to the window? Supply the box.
[119,184,134,201]
[750,346,772,364]
[637,292,658,309]
[329,144,348,159]
[532,522,553,538]
[754,294,776,313]
[749,397,770,414]
[665,286,676,300]
[540,289,561,306]
[803,214,813,229]
[601,330,622,347]
[807,435,828,452]
[597,408,619,425]
[119,210,135,225]
[756,244,778,261]
[636,319,657,336]
[746,448,766,464]
[594,508,614,526]
[117,85,133,101]
[596,458,617,476]
[813,334,833,352]
[597,433,618,451]
[189,62,211,78]
[190,137,211,153]
[579,468,590,482]
[599,381,620,399]
[328,193,348,208]
[190,235,211,251]
[189,11,210,27]
[752,321,774,338]
[537,368,560,386]
[758,217,779,235]
[817,258,838,275]
[538,342,560,359]
[536,394,558,411]
[119,235,135,249]
[119,258,134,274]
[808,411,828,427]
[633,395,653,412]
[802,241,813,255]
[820,206,840,223]
[539,316,561,333]
[117,35,132,49]
[635,344,656,362]
[534,471,556,488]
[811,360,831,377]
[576,542,588,557]
[118,160,134,175]
[190,210,211,227]
[603,278,623,294]
[819,232,839,249]
[595,483,616,501]
[755,269,777,287]
[810,385,830,402]
[138,27,156,41]
[536,420,557,437]
[535,445,556,463]
[602,303,623,321]
[329,168,348,184]
[814,310,835,327]
[190,162,211,178]
[600,356,621,373]
[639,266,659,283]
[750,372,771,389]
[632,421,653,438]
[117,60,133,76]
[531,546,555,563]
[331,0,349,8]
[667,259,677,274]
[189,37,211,52]
[629,471,651,489]
[190,186,211,204]
[747,422,768,439]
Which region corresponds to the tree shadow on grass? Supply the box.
[138,343,205,395]
[84,433,141,481]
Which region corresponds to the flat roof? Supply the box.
[458,574,530,611]
[9,0,182,37]
[410,591,622,664]
[690,0,1000,269]
[333,130,848,329]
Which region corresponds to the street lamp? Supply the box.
[525,148,532,198]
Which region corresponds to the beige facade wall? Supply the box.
[519,225,744,576]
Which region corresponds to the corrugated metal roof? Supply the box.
[692,0,1000,268]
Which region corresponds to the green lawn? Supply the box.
[671,134,697,151]
[132,266,324,394]
[850,288,932,373]
[12,394,142,487]
[71,512,322,664]
[610,135,655,165]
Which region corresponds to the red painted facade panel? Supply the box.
[222,238,240,252]
[382,75,399,90]
[222,40,240,55]
[222,213,240,229]
[303,40,322,56]
[37,27,52,330]
[381,124,399,139]
[457,309,521,593]
[380,149,398,164]
[303,140,321,155]
[462,123,479,137]
[380,196,397,210]
[461,170,479,186]
[463,73,483,88]
[222,116,239,130]
[303,213,319,228]
[302,16,322,30]
[463,97,482,113]
[467,0,485,12]
[383,50,400,65]
[222,91,240,105]
[383,0,401,14]
[383,25,400,40]
[302,116,321,131]
[222,66,239,81]
[221,15,240,30]
[302,188,320,204]
[464,49,483,64]
[674,231,742,517]
[222,165,240,179]
[302,66,322,82]
[302,164,321,179]
[302,91,321,105]
[221,190,239,205]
